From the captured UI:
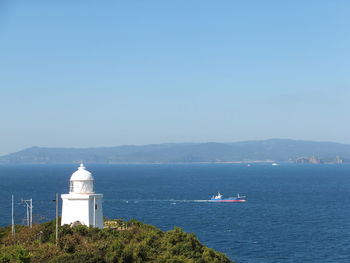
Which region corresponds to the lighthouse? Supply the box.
[61,163,104,228]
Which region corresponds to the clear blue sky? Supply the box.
[0,0,349,155]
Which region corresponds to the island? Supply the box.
[1,139,350,164]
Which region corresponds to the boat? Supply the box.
[209,192,246,202]
[271,162,279,166]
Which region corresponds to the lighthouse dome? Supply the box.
[69,163,94,194]
[70,163,94,181]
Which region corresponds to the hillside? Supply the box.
[0,219,233,263]
[1,139,350,164]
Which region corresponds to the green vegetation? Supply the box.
[0,219,233,263]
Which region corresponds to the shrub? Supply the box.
[0,245,31,263]
[0,219,234,263]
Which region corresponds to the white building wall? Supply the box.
[88,195,104,228]
[61,194,104,228]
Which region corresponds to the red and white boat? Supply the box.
[209,192,246,202]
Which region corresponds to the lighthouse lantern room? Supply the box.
[61,163,104,228]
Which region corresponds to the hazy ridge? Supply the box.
[1,139,350,164]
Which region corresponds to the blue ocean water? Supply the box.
[0,163,350,262]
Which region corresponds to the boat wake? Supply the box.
[115,199,242,203]
[109,193,246,203]
[120,199,211,203]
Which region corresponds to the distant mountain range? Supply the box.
[1,139,350,164]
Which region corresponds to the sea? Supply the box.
[0,163,349,263]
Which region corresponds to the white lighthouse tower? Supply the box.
[61,163,104,228]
